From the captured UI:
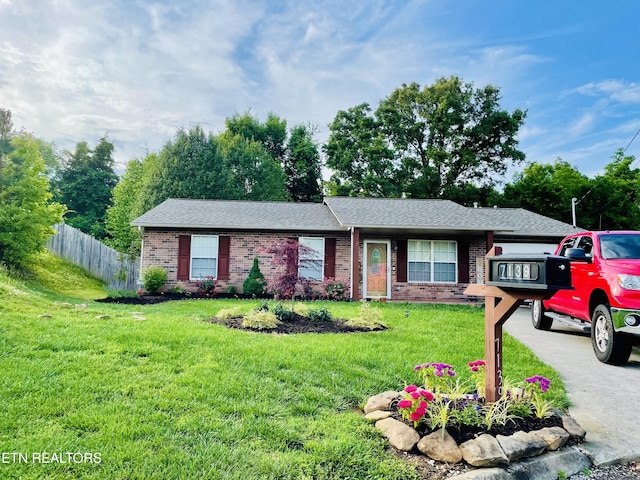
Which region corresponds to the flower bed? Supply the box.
[363,360,586,471]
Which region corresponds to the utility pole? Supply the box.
[571,197,577,228]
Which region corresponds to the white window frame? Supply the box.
[190,235,219,280]
[408,240,457,284]
[298,237,325,281]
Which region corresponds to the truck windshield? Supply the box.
[599,234,640,259]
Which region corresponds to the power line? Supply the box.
[623,126,640,153]
[575,126,640,205]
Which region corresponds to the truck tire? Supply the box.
[591,304,632,365]
[531,299,553,330]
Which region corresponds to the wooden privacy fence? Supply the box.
[46,223,140,289]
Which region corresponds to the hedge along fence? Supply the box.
[46,223,140,289]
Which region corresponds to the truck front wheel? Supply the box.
[591,304,632,365]
[531,299,553,330]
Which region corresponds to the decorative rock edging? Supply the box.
[364,391,587,472]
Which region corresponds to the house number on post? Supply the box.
[464,247,572,403]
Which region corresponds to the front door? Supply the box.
[363,240,391,299]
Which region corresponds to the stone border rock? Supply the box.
[364,391,588,474]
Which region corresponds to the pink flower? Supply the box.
[418,400,428,410]
[420,390,434,401]
[404,385,418,393]
[410,391,420,400]
[415,406,426,417]
[409,411,422,422]
[398,399,413,409]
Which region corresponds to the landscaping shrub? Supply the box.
[309,307,332,322]
[242,257,267,295]
[216,306,243,320]
[142,266,167,294]
[322,277,350,301]
[241,310,279,330]
[345,301,383,330]
[196,276,217,295]
[272,303,295,321]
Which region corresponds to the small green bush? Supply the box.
[241,311,279,330]
[292,302,309,316]
[243,257,267,295]
[217,306,243,320]
[196,276,217,295]
[272,303,295,322]
[309,307,332,322]
[225,285,238,294]
[322,277,350,301]
[345,301,383,330]
[143,266,167,294]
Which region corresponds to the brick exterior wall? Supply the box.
[388,238,487,303]
[141,228,487,303]
[141,229,350,294]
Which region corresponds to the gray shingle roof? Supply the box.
[131,197,579,238]
[131,199,345,231]
[323,197,513,231]
[472,207,580,237]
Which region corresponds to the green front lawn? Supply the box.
[0,256,568,479]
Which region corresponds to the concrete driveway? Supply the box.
[504,306,640,466]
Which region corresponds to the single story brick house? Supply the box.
[131,197,578,302]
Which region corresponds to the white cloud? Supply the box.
[568,113,596,137]
[572,80,640,104]
[1,0,638,179]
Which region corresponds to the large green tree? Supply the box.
[579,149,640,230]
[226,112,288,164]
[55,137,118,239]
[502,160,589,224]
[284,124,323,202]
[325,76,526,198]
[104,159,144,257]
[217,131,288,201]
[502,150,640,230]
[0,132,64,269]
[0,108,15,188]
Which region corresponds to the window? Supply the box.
[408,240,457,283]
[299,237,324,281]
[190,235,219,279]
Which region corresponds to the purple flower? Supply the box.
[525,375,551,393]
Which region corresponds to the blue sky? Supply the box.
[1,0,639,182]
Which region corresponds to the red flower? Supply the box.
[409,411,422,422]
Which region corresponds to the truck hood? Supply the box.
[603,258,640,274]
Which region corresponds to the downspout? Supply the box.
[351,226,360,301]
[137,226,144,286]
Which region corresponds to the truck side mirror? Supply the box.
[566,247,592,263]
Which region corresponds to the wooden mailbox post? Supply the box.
[464,247,572,403]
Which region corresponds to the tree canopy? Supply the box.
[501,149,640,230]
[325,76,526,199]
[54,137,118,239]
[0,130,64,269]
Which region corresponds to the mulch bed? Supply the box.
[96,292,273,305]
[206,312,387,334]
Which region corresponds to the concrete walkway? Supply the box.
[505,306,640,466]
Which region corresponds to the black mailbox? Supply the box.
[486,254,572,291]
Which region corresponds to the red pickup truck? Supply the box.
[531,230,640,364]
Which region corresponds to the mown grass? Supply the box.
[0,254,569,479]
